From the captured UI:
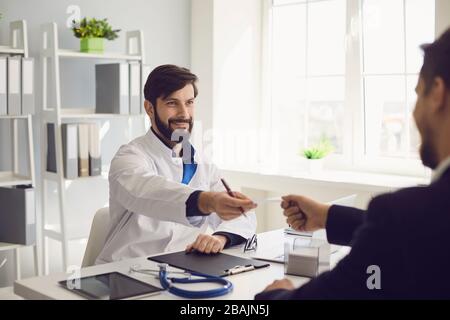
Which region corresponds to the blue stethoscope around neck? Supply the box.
[129,263,233,299]
[158,263,233,299]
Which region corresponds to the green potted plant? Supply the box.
[301,137,334,173]
[71,17,120,53]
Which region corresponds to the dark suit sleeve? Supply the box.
[185,190,205,216]
[212,231,246,248]
[255,196,396,300]
[326,205,365,246]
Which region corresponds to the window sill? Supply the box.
[221,166,430,193]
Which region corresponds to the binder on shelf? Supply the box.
[129,62,141,114]
[46,123,57,173]
[141,64,152,114]
[0,185,36,245]
[61,123,79,179]
[78,123,90,177]
[88,122,101,176]
[7,56,22,115]
[21,57,35,115]
[95,63,129,115]
[0,56,7,115]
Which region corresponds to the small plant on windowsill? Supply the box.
[71,17,120,53]
[302,137,334,173]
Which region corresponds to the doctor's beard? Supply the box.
[154,106,194,143]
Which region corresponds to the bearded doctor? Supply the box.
[96,65,257,264]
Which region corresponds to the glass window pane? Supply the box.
[271,3,308,164]
[272,75,307,106]
[405,0,435,73]
[364,75,406,157]
[272,4,306,79]
[362,0,405,74]
[406,75,420,158]
[273,0,307,6]
[307,77,345,153]
[308,0,346,76]
[272,99,307,161]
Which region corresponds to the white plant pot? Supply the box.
[306,158,324,173]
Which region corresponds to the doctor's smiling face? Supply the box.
[143,65,198,147]
[153,84,194,137]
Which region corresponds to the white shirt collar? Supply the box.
[431,156,450,182]
[146,127,174,157]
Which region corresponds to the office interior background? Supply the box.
[0,0,449,291]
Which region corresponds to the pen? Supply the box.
[220,178,248,218]
[225,265,255,275]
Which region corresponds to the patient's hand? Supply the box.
[262,278,295,292]
[185,234,228,254]
[281,195,330,232]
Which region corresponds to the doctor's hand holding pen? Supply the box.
[281,195,331,232]
[198,191,257,221]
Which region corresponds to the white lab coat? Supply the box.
[95,129,256,264]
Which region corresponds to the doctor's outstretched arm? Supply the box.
[197,191,257,220]
[200,166,258,243]
[109,144,255,227]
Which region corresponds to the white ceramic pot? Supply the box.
[306,158,324,173]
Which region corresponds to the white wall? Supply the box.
[0,0,191,287]
[212,0,262,172]
[436,0,450,36]
[191,0,214,135]
[191,0,263,171]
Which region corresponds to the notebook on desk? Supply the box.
[148,251,270,277]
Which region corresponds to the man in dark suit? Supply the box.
[255,28,450,299]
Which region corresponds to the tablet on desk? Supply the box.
[58,272,164,300]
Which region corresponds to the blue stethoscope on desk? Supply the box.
[129,263,234,299]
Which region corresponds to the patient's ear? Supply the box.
[429,77,447,114]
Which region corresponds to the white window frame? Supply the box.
[350,0,430,177]
[263,0,448,178]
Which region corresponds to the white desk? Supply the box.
[14,229,350,300]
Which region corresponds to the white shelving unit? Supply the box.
[0,20,39,281]
[40,22,148,274]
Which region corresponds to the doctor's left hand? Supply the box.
[185,234,228,254]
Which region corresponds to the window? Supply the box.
[362,0,435,159]
[266,0,437,176]
[270,0,347,165]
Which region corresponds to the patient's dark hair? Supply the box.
[420,27,450,94]
[144,64,198,107]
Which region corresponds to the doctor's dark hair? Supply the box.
[143,64,198,107]
[420,27,450,94]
